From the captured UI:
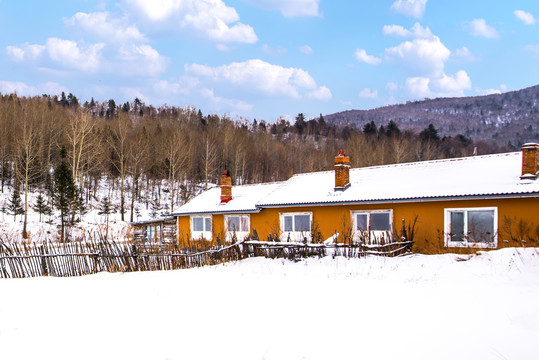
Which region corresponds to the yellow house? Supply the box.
[173,144,539,253]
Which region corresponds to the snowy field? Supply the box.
[1,248,538,360]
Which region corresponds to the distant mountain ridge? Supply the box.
[325,84,539,148]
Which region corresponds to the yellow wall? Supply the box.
[177,197,539,253]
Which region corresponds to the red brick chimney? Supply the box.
[220,170,232,203]
[521,143,539,179]
[334,150,351,191]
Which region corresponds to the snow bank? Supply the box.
[0,248,538,360]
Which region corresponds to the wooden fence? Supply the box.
[0,238,413,279]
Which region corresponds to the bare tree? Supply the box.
[162,122,188,212]
[13,102,42,238]
[127,125,150,222]
[67,108,96,184]
[107,113,131,221]
[201,132,218,189]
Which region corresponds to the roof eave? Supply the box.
[256,192,539,208]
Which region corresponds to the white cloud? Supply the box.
[385,36,450,77]
[115,44,168,76]
[406,70,471,98]
[261,44,287,56]
[6,43,45,62]
[514,10,536,25]
[8,38,105,73]
[185,59,331,100]
[307,86,332,100]
[383,24,411,38]
[298,45,313,55]
[476,88,501,95]
[386,82,399,91]
[124,0,258,44]
[390,0,428,19]
[383,22,432,39]
[243,0,320,18]
[454,46,474,60]
[200,88,254,113]
[354,49,382,65]
[0,81,65,97]
[46,38,105,72]
[64,12,147,43]
[358,88,378,99]
[466,19,499,38]
[216,44,230,51]
[339,99,353,106]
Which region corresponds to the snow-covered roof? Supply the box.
[257,151,539,207]
[174,182,283,215]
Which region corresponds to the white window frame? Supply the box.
[190,215,212,240]
[224,214,250,242]
[351,210,393,244]
[444,207,498,248]
[144,224,162,242]
[279,212,313,242]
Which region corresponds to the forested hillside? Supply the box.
[0,92,503,240]
[325,84,539,148]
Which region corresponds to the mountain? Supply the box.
[324,84,539,148]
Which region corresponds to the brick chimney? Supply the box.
[334,150,351,191]
[521,143,539,179]
[220,170,232,203]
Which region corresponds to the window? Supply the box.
[144,224,161,242]
[445,207,497,248]
[280,212,312,242]
[191,216,212,240]
[225,215,250,241]
[352,210,393,244]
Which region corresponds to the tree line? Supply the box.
[0,92,499,238]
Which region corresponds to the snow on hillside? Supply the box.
[1,248,538,360]
[0,175,187,243]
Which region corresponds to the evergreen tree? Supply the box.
[53,147,77,242]
[386,120,401,137]
[33,194,52,222]
[151,196,161,219]
[74,188,88,222]
[98,197,115,240]
[420,123,440,142]
[294,113,306,135]
[7,190,24,222]
[363,121,377,135]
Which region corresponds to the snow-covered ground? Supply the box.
[1,248,538,360]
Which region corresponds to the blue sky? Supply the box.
[1,0,538,122]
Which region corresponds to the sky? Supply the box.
[0,0,538,122]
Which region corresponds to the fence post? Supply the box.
[40,244,49,276]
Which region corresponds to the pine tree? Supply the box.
[74,188,88,222]
[33,194,52,222]
[7,190,24,222]
[98,197,115,240]
[53,147,77,242]
[151,196,161,219]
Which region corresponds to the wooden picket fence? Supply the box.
[0,238,413,279]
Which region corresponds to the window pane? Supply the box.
[450,212,465,241]
[284,216,293,231]
[371,213,390,231]
[356,214,368,231]
[294,215,311,232]
[240,216,249,232]
[468,210,494,243]
[227,216,239,231]
[204,217,212,232]
[193,218,204,232]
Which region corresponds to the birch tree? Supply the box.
[14,103,42,238]
[107,113,130,221]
